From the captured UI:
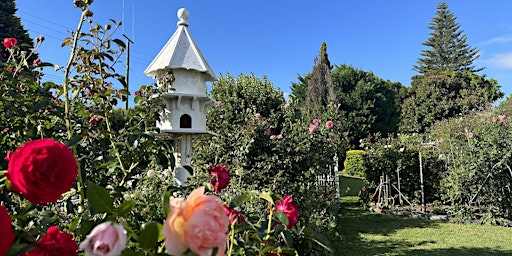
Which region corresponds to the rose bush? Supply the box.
[1,1,336,255]
[6,138,78,205]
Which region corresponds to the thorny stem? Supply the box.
[63,8,88,212]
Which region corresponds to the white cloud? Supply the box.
[482,53,512,69]
[480,35,512,45]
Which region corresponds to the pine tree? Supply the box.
[414,2,482,74]
[0,0,36,60]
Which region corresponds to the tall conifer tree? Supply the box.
[0,0,36,60]
[414,2,482,74]
[305,42,336,118]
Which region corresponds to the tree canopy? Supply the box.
[0,0,36,60]
[413,2,482,74]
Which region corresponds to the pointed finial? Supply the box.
[177,8,189,26]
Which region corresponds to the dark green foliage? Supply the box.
[429,111,512,218]
[305,42,336,119]
[414,2,482,74]
[361,134,444,203]
[0,0,37,60]
[290,73,310,106]
[332,65,404,146]
[399,71,503,134]
[342,150,366,178]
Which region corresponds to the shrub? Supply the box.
[342,150,366,178]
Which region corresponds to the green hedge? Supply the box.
[342,150,366,178]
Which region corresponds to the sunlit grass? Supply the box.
[334,196,512,255]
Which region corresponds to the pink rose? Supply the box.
[0,205,15,256]
[264,129,271,136]
[223,204,245,225]
[6,139,78,205]
[79,222,127,256]
[134,90,140,96]
[3,38,17,48]
[313,119,321,126]
[308,124,317,133]
[209,165,230,193]
[283,103,289,109]
[326,120,334,129]
[438,138,444,143]
[467,132,474,138]
[492,117,498,123]
[33,58,41,65]
[24,226,78,256]
[162,187,229,256]
[215,101,222,107]
[275,195,299,229]
[499,114,507,123]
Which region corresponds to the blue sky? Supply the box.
[14,1,512,101]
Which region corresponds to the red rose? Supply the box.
[24,226,78,256]
[0,205,15,256]
[3,38,17,48]
[275,195,299,229]
[6,138,78,205]
[209,165,230,193]
[223,204,244,224]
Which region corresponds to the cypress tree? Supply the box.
[414,2,482,74]
[0,0,36,60]
[305,42,336,118]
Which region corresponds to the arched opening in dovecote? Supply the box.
[180,114,192,128]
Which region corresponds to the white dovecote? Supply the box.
[144,8,217,185]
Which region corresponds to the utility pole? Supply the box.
[123,34,134,110]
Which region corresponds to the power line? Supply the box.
[18,10,73,31]
[22,19,69,37]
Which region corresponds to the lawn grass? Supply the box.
[334,196,512,255]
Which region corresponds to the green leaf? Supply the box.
[139,222,161,249]
[113,38,127,49]
[259,191,274,204]
[274,211,289,227]
[86,181,115,214]
[303,227,333,252]
[64,135,82,147]
[280,230,294,248]
[183,165,194,176]
[162,191,172,219]
[229,193,251,208]
[117,200,135,217]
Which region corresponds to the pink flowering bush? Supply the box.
[1,2,336,256]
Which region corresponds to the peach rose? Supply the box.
[162,187,229,256]
[79,222,127,256]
